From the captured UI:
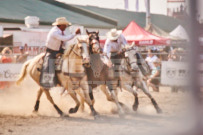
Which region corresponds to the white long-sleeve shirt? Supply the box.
[46,26,75,51]
[103,34,127,58]
[145,55,158,70]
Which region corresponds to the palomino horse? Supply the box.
[16,39,98,117]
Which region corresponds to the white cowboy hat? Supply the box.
[106,28,122,40]
[52,17,72,26]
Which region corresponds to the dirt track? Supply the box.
[0,79,195,135]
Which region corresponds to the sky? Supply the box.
[57,0,203,21]
[57,0,180,15]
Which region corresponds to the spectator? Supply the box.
[168,48,186,92]
[16,46,29,63]
[145,49,159,70]
[0,47,13,63]
[0,47,14,90]
[147,59,161,92]
[159,46,172,61]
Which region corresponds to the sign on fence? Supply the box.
[0,64,23,81]
[161,61,189,86]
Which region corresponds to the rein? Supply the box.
[124,48,138,72]
[89,38,100,54]
[67,44,82,58]
[124,58,133,73]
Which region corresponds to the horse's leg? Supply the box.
[33,88,43,113]
[77,86,95,112]
[110,89,125,117]
[138,80,162,114]
[80,83,98,117]
[100,84,113,101]
[89,86,95,106]
[122,84,139,111]
[43,89,66,116]
[76,89,85,112]
[101,85,125,109]
[107,80,125,117]
[68,89,80,114]
[80,95,85,111]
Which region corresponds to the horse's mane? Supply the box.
[63,37,88,58]
[63,44,75,58]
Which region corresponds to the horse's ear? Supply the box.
[86,29,89,35]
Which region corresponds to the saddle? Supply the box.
[37,54,63,72]
[39,53,63,89]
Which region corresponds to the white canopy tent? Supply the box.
[170,25,189,41]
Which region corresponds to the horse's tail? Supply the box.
[16,60,31,85]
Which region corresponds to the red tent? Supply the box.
[122,21,170,46]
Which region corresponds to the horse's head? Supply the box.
[86,29,101,54]
[63,38,90,68]
[124,43,139,73]
[77,38,90,67]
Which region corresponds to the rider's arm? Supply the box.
[118,34,128,53]
[103,39,111,58]
[53,31,76,42]
[103,39,112,65]
[120,34,128,46]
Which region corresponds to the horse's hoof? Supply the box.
[31,110,39,117]
[118,110,125,118]
[111,108,118,114]
[119,113,125,118]
[156,108,162,114]
[91,111,99,117]
[32,110,38,114]
[69,108,77,114]
[132,105,138,111]
[61,113,69,117]
[93,114,101,120]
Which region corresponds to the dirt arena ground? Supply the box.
[0,78,197,135]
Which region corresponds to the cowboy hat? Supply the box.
[106,28,122,40]
[52,17,72,26]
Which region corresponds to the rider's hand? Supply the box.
[117,49,124,55]
[107,60,113,68]
[75,28,81,35]
[122,48,126,52]
[117,50,122,55]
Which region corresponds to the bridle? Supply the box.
[88,33,100,54]
[124,47,139,72]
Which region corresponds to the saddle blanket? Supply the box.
[39,53,63,89]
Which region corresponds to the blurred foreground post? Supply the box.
[188,0,203,134]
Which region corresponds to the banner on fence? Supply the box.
[0,64,23,81]
[161,61,189,86]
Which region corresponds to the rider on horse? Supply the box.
[103,28,128,88]
[103,29,128,67]
[40,17,81,88]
